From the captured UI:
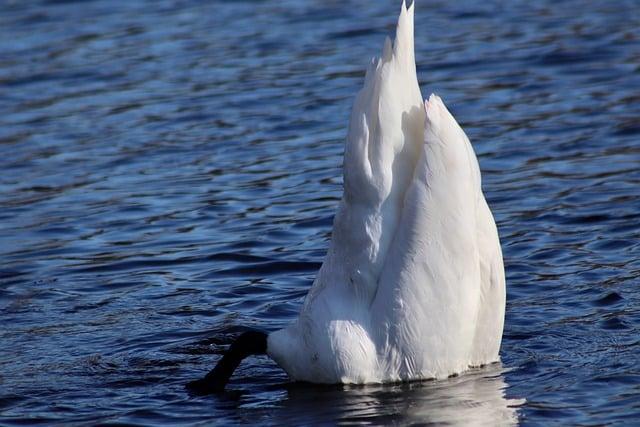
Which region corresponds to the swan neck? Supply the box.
[186,331,267,394]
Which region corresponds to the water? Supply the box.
[1,0,639,425]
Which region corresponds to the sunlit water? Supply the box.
[1,0,639,425]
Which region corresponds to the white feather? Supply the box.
[267,1,505,384]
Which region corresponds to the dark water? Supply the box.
[1,0,639,425]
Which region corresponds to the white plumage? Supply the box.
[267,0,505,384]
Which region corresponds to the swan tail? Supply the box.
[333,0,424,298]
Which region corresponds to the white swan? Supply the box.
[188,0,505,392]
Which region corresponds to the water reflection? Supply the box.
[274,365,523,425]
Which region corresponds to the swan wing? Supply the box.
[471,195,506,365]
[373,95,490,379]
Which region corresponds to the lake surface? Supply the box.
[1,0,639,425]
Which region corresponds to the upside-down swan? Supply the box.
[187,0,505,393]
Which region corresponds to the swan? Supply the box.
[187,0,505,393]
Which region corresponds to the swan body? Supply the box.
[188,1,505,393]
[267,1,505,384]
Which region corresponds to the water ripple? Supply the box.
[1,0,639,425]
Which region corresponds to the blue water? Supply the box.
[1,0,639,425]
